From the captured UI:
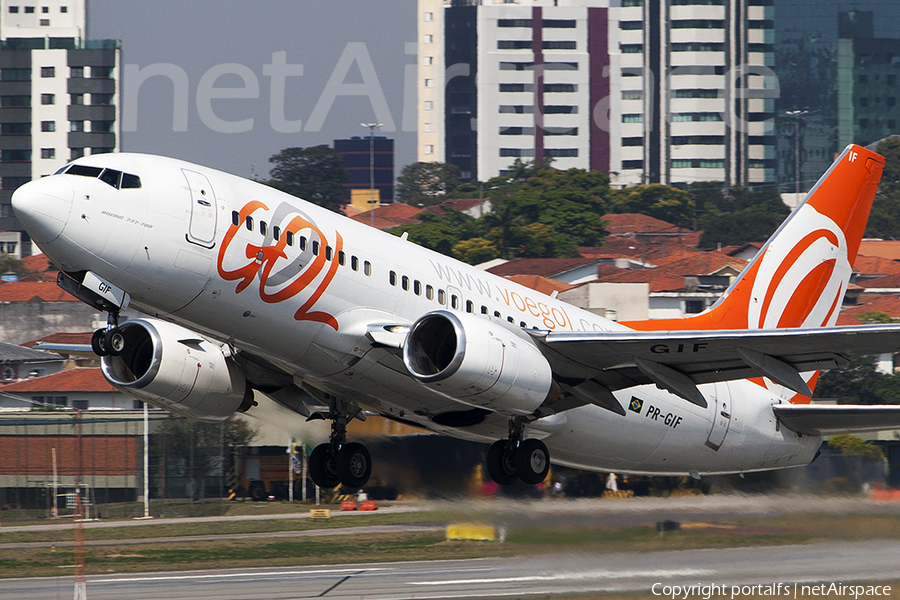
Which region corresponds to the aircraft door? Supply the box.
[705,382,732,451]
[183,170,217,248]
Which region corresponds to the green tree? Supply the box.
[815,355,900,405]
[453,237,499,264]
[866,138,900,240]
[390,209,480,257]
[696,187,790,249]
[608,184,693,228]
[153,416,257,501]
[396,162,462,206]
[267,145,348,213]
[827,434,885,462]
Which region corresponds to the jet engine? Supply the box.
[403,310,555,415]
[101,318,253,421]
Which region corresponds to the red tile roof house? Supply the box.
[0,281,102,345]
[0,368,134,411]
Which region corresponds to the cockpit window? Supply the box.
[99,168,121,188]
[121,173,141,188]
[66,165,103,177]
[62,164,141,189]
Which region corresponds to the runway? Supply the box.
[5,539,900,600]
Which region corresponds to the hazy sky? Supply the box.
[87,0,416,180]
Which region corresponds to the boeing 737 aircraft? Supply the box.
[12,144,900,489]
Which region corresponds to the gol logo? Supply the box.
[217,200,341,330]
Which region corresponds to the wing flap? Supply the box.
[533,325,900,393]
[773,404,900,435]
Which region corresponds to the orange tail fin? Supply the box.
[623,144,884,402]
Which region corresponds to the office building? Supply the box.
[418,0,775,188]
[334,136,394,205]
[0,0,121,251]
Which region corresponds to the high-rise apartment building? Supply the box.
[417,0,775,188]
[0,0,120,251]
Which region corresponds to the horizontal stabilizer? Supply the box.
[773,404,900,435]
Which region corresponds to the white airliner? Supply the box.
[12,143,900,489]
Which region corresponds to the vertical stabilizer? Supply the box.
[623,144,885,402]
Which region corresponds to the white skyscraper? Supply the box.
[0,0,121,253]
[418,0,775,188]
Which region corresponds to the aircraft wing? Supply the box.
[30,342,96,358]
[772,404,900,435]
[531,324,900,408]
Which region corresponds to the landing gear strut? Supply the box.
[486,417,550,486]
[308,404,372,489]
[91,311,123,357]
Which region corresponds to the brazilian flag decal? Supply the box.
[629,396,643,414]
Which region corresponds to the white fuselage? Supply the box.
[18,153,821,475]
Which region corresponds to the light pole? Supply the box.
[361,122,382,228]
[785,110,808,196]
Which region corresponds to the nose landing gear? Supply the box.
[91,311,124,357]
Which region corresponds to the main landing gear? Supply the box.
[308,406,372,489]
[91,310,124,357]
[486,418,551,486]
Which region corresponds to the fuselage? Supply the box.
[12,153,821,475]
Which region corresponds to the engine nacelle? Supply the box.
[403,310,554,415]
[101,318,253,422]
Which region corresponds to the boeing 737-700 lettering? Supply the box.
[12,144,900,488]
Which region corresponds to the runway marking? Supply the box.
[407,568,714,586]
[91,567,389,584]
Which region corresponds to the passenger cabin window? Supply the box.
[245,216,254,231]
[494,310,501,318]
[466,300,474,313]
[286,231,295,246]
[325,246,333,260]
[438,289,446,305]
[451,295,459,310]
[520,321,527,327]
[401,275,409,291]
[273,226,281,241]
[426,285,434,300]
[299,236,307,251]
[389,271,397,286]
[481,305,488,314]
[414,280,422,295]
[260,221,267,236]
[231,211,240,226]
[312,240,319,255]
[338,251,345,265]
[364,261,372,276]
[507,316,514,323]
[352,256,359,271]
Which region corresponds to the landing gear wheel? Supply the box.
[337,442,371,488]
[487,440,518,485]
[91,329,108,357]
[104,328,125,357]
[516,439,550,485]
[309,444,340,489]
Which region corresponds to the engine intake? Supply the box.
[101,318,252,421]
[403,310,554,416]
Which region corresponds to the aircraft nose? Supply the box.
[11,176,74,244]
